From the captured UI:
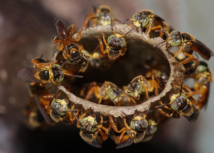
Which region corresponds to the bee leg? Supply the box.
[52,37,61,44]
[157,108,173,117]
[145,23,152,37]
[68,24,75,35]
[72,29,82,42]
[108,115,126,133]
[151,25,163,37]
[68,105,76,124]
[171,46,183,61]
[176,52,198,67]
[99,129,108,141]
[151,75,160,96]
[56,43,64,51]
[85,86,96,100]
[83,12,96,29]
[159,100,171,110]
[113,130,127,144]
[100,31,109,46]
[95,36,107,55]
[130,97,137,105]
[122,117,132,130]
[143,85,149,99]
[121,46,127,56]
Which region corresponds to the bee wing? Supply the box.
[202,82,210,110]
[116,138,134,149]
[80,131,102,148]
[17,68,41,82]
[191,39,214,60]
[134,131,146,143]
[34,93,51,125]
[154,14,164,26]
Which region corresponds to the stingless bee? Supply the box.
[125,75,162,100]
[109,103,151,149]
[123,9,167,37]
[75,109,109,148]
[156,85,199,122]
[84,81,129,105]
[49,96,79,123]
[52,18,82,59]
[96,19,133,60]
[65,43,91,73]
[28,83,55,125]
[83,5,118,29]
[155,30,213,67]
[192,61,212,109]
[141,119,158,142]
[17,60,83,85]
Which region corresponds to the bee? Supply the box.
[156,85,199,122]
[28,83,55,125]
[17,60,83,85]
[96,19,133,60]
[66,43,91,73]
[84,81,129,105]
[141,120,158,142]
[52,18,82,59]
[49,96,79,123]
[124,9,166,37]
[109,104,151,149]
[192,61,212,109]
[76,110,109,148]
[125,75,162,100]
[83,5,116,29]
[89,52,103,68]
[156,31,213,67]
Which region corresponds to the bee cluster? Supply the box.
[17,5,213,149]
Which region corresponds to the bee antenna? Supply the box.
[179,82,183,96]
[146,102,152,117]
[54,87,60,100]
[68,74,83,78]
[111,18,114,33]
[92,121,108,128]
[92,5,97,13]
[153,40,166,48]
[72,111,82,126]
[59,60,68,69]
[91,44,100,56]
[124,26,135,37]
[40,54,44,59]
[155,103,169,108]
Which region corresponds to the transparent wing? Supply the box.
[34,93,51,125]
[17,68,41,82]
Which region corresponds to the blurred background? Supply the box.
[0,0,213,153]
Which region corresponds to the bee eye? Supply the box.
[71,50,80,60]
[108,88,116,100]
[52,64,64,83]
[197,65,207,72]
[107,35,114,44]
[171,102,178,111]
[130,120,136,130]
[170,39,182,47]
[39,70,49,81]
[142,16,149,27]
[136,82,142,94]
[120,38,126,47]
